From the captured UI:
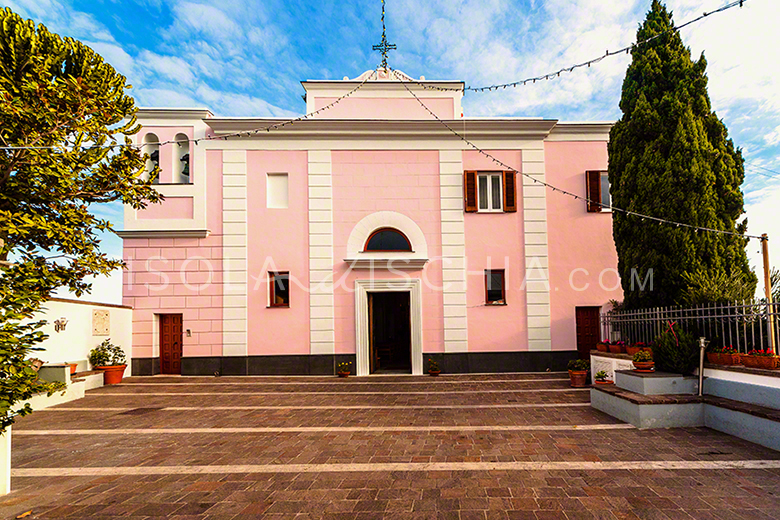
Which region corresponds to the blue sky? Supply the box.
[4,0,780,302]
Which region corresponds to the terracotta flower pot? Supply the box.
[569,370,588,388]
[625,346,642,356]
[595,380,614,385]
[68,363,78,375]
[633,361,655,372]
[608,344,624,354]
[596,343,608,352]
[96,364,126,385]
[337,371,350,378]
[429,370,441,377]
[642,347,653,353]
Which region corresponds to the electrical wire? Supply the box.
[393,69,765,242]
[404,0,748,93]
[0,69,379,153]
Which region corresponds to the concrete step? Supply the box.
[72,371,104,391]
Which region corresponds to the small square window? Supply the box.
[270,272,290,307]
[485,270,506,305]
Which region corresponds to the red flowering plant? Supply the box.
[747,349,777,357]
[722,346,739,355]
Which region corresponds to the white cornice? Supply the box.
[206,118,559,140]
[546,122,614,142]
[117,229,210,239]
[302,81,464,92]
[137,108,214,120]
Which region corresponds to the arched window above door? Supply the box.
[364,228,412,252]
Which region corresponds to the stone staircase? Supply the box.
[591,365,780,452]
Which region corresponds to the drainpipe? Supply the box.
[698,337,707,397]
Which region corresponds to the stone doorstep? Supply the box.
[592,384,780,422]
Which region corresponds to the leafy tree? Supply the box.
[608,0,756,309]
[0,8,161,432]
[679,268,756,305]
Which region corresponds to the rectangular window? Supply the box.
[478,173,502,212]
[485,269,506,305]
[269,272,290,307]
[586,170,610,212]
[267,173,289,209]
[464,171,517,213]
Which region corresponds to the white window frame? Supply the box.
[599,172,612,213]
[477,173,503,213]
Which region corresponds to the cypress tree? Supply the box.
[608,0,756,309]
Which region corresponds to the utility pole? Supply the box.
[762,234,776,355]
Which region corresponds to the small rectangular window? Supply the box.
[270,272,290,307]
[586,170,610,212]
[477,173,502,212]
[485,269,506,305]
[267,173,289,209]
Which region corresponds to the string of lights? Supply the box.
[405,0,748,93]
[747,162,780,178]
[0,69,379,153]
[393,70,765,242]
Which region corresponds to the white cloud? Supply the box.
[745,183,780,295]
[137,50,196,84]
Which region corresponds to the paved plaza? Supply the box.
[1,373,780,519]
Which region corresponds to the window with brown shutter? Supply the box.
[503,170,517,212]
[586,170,602,212]
[465,171,517,213]
[464,170,478,212]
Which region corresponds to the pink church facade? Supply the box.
[121,69,621,376]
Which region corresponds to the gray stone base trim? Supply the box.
[132,357,160,376]
[426,351,577,373]
[165,351,577,376]
[181,355,357,376]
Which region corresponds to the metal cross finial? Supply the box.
[372,0,396,70]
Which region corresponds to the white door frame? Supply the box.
[355,278,423,376]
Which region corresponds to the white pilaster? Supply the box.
[222,150,248,357]
[308,150,335,355]
[439,150,468,353]
[522,148,552,351]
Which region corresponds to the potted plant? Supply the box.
[428,359,441,376]
[632,350,655,372]
[594,370,613,385]
[722,346,741,366]
[626,342,644,356]
[337,361,352,377]
[88,339,127,385]
[706,346,723,364]
[742,350,778,370]
[567,359,590,387]
[608,340,626,354]
[596,340,609,353]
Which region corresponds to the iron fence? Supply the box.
[601,301,780,354]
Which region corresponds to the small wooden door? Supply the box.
[160,314,183,375]
[575,307,601,359]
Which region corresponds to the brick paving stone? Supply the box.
[1,374,780,519]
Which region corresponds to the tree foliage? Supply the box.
[653,322,698,375]
[0,8,161,432]
[608,0,756,309]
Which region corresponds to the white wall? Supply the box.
[27,298,133,367]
